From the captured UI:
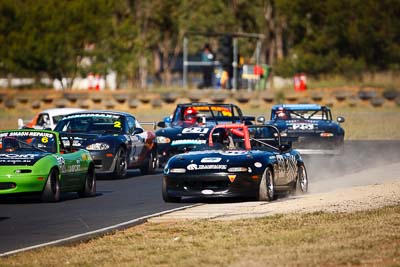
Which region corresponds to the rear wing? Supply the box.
[139,121,157,130]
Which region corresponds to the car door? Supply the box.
[274,152,287,186]
[126,116,145,165]
[58,152,84,190]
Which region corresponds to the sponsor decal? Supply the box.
[187,164,227,170]
[56,156,66,172]
[219,151,248,156]
[62,140,82,147]
[254,162,262,168]
[171,139,207,146]
[0,154,36,159]
[65,113,120,119]
[67,164,81,173]
[228,175,236,182]
[182,127,209,134]
[201,157,221,163]
[0,132,54,138]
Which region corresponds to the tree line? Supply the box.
[0,0,399,89]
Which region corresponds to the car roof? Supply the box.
[271,104,327,111]
[177,102,240,108]
[62,110,134,118]
[38,108,86,117]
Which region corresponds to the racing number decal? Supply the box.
[276,154,298,180]
[293,123,314,130]
[114,121,122,128]
[182,127,209,134]
[41,137,48,143]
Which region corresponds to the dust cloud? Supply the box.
[303,140,400,193]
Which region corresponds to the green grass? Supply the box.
[2,206,400,266]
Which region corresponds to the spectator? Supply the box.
[198,43,214,89]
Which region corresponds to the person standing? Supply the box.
[198,43,214,89]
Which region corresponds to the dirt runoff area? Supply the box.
[149,161,400,222]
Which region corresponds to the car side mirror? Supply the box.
[133,128,144,135]
[157,121,166,128]
[337,116,345,123]
[257,116,265,124]
[279,143,291,152]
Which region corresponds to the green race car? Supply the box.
[0,129,96,202]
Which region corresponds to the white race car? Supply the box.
[18,108,85,130]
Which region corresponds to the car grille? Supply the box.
[0,182,16,190]
[182,180,230,191]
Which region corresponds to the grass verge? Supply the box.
[2,205,400,266]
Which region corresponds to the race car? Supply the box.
[17,108,86,130]
[0,129,96,202]
[162,123,308,202]
[264,104,345,155]
[54,111,158,178]
[155,102,255,165]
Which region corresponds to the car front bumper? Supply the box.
[164,173,260,198]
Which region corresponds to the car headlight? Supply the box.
[86,143,110,150]
[169,168,186,174]
[320,132,334,137]
[274,132,287,137]
[156,136,171,144]
[228,167,250,173]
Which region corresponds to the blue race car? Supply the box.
[54,111,158,178]
[162,123,308,202]
[264,104,345,155]
[155,102,255,166]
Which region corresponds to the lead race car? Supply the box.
[156,102,255,166]
[162,123,308,202]
[264,104,345,155]
[0,129,96,202]
[54,111,158,178]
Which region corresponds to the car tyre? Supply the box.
[294,164,308,195]
[258,167,276,201]
[140,149,158,175]
[162,177,181,203]
[78,167,96,197]
[113,147,127,179]
[41,168,60,202]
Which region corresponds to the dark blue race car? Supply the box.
[54,111,158,178]
[264,104,345,155]
[162,123,308,202]
[155,102,255,166]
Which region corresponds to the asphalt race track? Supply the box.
[1,140,399,255]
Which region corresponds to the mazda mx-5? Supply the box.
[54,111,158,178]
[162,123,308,202]
[0,129,95,202]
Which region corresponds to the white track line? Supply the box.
[0,204,200,257]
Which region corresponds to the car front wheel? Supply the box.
[162,177,181,203]
[41,168,60,202]
[258,167,276,201]
[294,164,308,195]
[113,147,127,179]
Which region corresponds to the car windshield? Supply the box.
[56,114,124,134]
[273,109,331,120]
[0,131,57,153]
[191,125,281,153]
[171,104,240,126]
